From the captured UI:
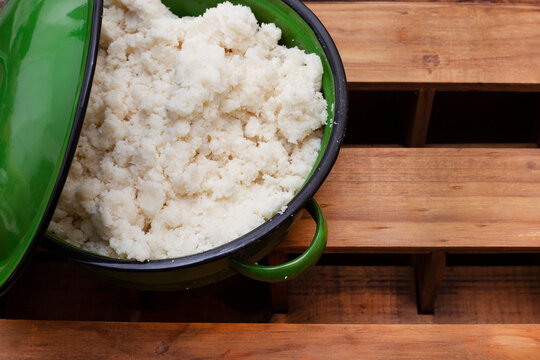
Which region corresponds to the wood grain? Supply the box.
[275,265,540,324]
[275,266,421,323]
[415,251,446,313]
[436,266,540,323]
[1,320,539,359]
[4,261,539,324]
[279,147,540,252]
[406,89,435,147]
[307,2,540,90]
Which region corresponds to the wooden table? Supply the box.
[1,0,539,358]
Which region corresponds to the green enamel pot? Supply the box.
[0,0,347,293]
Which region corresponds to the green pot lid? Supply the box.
[0,0,102,295]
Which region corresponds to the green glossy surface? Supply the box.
[0,0,94,290]
[230,198,327,282]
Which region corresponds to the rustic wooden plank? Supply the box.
[307,2,540,91]
[415,251,446,313]
[436,266,540,323]
[1,320,538,359]
[4,260,539,324]
[406,89,435,146]
[275,265,540,324]
[279,147,540,252]
[272,266,421,323]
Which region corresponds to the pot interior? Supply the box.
[47,0,339,261]
[162,0,336,167]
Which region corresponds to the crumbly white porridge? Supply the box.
[49,0,328,261]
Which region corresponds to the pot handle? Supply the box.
[229,198,327,282]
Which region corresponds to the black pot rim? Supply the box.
[43,0,348,273]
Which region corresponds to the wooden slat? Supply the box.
[307,2,540,91]
[4,261,539,324]
[436,265,540,323]
[415,251,446,313]
[272,265,540,324]
[1,320,539,359]
[406,89,435,146]
[279,147,540,252]
[273,266,421,323]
